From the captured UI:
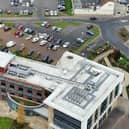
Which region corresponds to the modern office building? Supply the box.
[0,51,124,129]
[72,0,115,15]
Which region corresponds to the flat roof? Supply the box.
[0,51,124,121]
[0,51,14,68]
[44,52,124,121]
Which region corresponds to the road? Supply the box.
[1,15,129,58]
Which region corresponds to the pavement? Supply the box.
[0,101,48,129]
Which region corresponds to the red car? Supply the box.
[4,26,11,32]
[14,31,20,36]
[17,24,24,31]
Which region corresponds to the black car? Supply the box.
[89,17,97,21]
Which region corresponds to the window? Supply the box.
[54,110,81,129]
[1,89,6,92]
[37,92,42,96]
[87,116,92,129]
[19,87,23,91]
[109,91,113,104]
[45,90,51,97]
[1,80,6,85]
[115,85,119,97]
[28,89,32,94]
[10,83,14,88]
[100,98,108,115]
[94,109,98,122]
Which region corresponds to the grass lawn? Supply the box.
[4,22,15,27]
[52,21,81,28]
[74,25,101,54]
[0,117,13,129]
[0,117,32,129]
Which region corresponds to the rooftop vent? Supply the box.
[67,55,73,59]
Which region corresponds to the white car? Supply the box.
[50,10,54,16]
[0,23,5,28]
[54,10,58,16]
[25,35,32,40]
[6,41,16,48]
[52,26,57,31]
[63,42,70,48]
[41,21,48,27]
[39,40,48,46]
[56,27,62,32]
[38,33,48,39]
[76,38,84,43]
[32,37,39,43]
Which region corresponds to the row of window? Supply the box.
[87,84,120,129]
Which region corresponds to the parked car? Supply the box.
[25,35,32,40]
[76,38,84,43]
[32,37,39,43]
[6,41,16,48]
[63,42,70,48]
[17,24,24,31]
[3,26,11,32]
[39,40,48,46]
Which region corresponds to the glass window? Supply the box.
[19,87,23,91]
[10,83,14,88]
[94,109,98,122]
[115,85,119,97]
[100,98,108,115]
[109,91,113,104]
[87,116,92,129]
[1,80,6,85]
[37,92,42,96]
[28,89,32,94]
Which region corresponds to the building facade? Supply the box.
[0,51,124,129]
[72,0,115,15]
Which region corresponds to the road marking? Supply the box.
[120,19,128,23]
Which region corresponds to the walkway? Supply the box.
[0,101,48,129]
